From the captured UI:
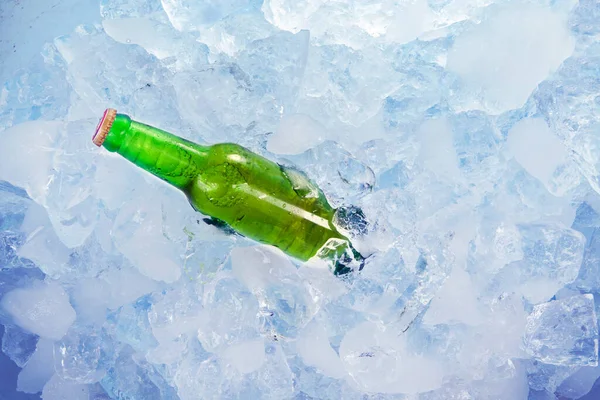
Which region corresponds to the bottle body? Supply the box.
[94,109,363,273]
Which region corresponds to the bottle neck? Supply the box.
[96,111,207,190]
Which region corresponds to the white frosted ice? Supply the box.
[17,339,55,394]
[507,118,578,197]
[423,266,483,326]
[0,121,62,205]
[296,321,346,379]
[447,4,575,113]
[340,321,444,394]
[221,338,266,374]
[17,203,71,278]
[42,374,90,400]
[2,0,600,397]
[1,281,76,341]
[267,113,327,155]
[418,117,460,179]
[508,118,567,183]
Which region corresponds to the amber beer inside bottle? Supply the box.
[93,109,364,275]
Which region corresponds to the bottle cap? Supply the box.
[92,108,117,147]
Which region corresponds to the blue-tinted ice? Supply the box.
[1,0,600,398]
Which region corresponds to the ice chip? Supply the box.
[0,121,62,205]
[524,294,599,367]
[221,338,265,374]
[53,24,179,124]
[111,191,183,283]
[53,326,107,384]
[1,324,39,368]
[555,365,600,399]
[296,321,346,379]
[261,0,324,34]
[418,117,460,179]
[17,338,55,394]
[447,4,575,113]
[100,0,164,19]
[286,141,375,205]
[534,43,600,196]
[340,321,444,394]
[196,276,258,353]
[297,44,402,127]
[17,203,71,278]
[267,113,327,155]
[231,245,316,338]
[1,281,76,341]
[527,361,579,394]
[146,285,205,365]
[44,118,101,248]
[42,374,90,400]
[161,0,255,31]
[499,223,585,304]
[468,220,524,276]
[110,300,158,355]
[424,266,483,326]
[101,346,178,400]
[507,118,578,197]
[196,10,277,57]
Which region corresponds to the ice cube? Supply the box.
[196,275,259,353]
[52,24,180,126]
[1,281,76,341]
[296,320,345,379]
[44,118,101,248]
[447,3,574,113]
[526,362,578,394]
[1,324,39,368]
[0,56,71,131]
[230,245,316,338]
[17,338,55,394]
[497,223,585,304]
[101,345,178,399]
[297,44,402,128]
[42,374,90,400]
[17,203,71,279]
[161,0,255,31]
[523,294,598,367]
[221,338,265,374]
[109,300,158,355]
[147,285,205,364]
[570,0,600,42]
[111,191,183,283]
[267,113,327,155]
[555,365,600,399]
[196,10,277,57]
[423,266,483,326]
[102,12,209,69]
[534,43,600,196]
[418,117,461,180]
[285,141,375,206]
[53,325,107,384]
[100,0,164,19]
[174,30,309,142]
[507,118,579,197]
[0,120,62,205]
[261,0,324,35]
[468,220,524,276]
[339,321,444,394]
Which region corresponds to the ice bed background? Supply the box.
[1,0,600,399]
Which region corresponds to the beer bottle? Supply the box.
[93,109,364,275]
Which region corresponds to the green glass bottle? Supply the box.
[93,109,364,275]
